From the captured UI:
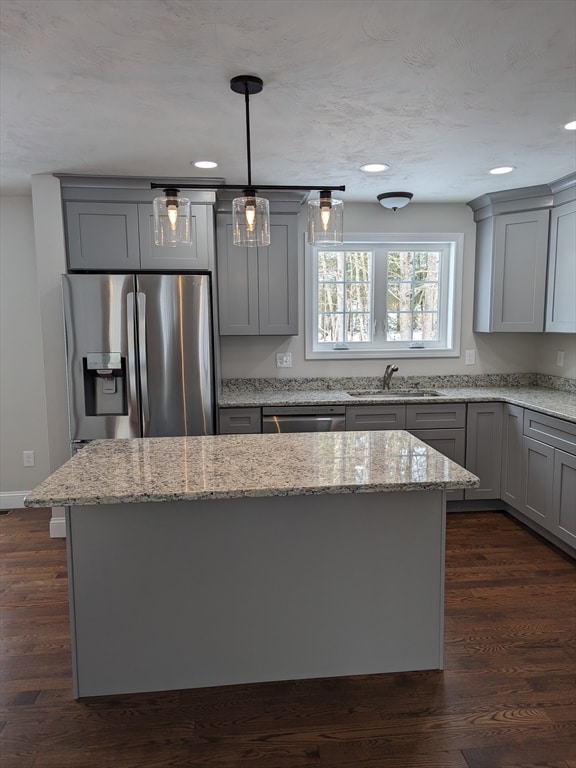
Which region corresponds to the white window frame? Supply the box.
[305,232,464,360]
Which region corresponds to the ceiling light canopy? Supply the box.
[152,75,345,248]
[377,192,413,211]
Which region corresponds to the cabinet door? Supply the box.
[216,218,259,334]
[257,215,298,335]
[522,436,554,527]
[66,202,141,270]
[345,406,406,431]
[409,428,466,501]
[406,403,466,429]
[545,201,576,333]
[465,403,503,499]
[552,449,576,548]
[491,209,549,331]
[138,204,214,271]
[500,403,524,510]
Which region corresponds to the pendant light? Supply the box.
[153,187,192,246]
[307,189,344,246]
[230,76,270,247]
[151,74,346,248]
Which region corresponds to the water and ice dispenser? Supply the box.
[83,353,127,416]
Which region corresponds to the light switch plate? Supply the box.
[465,350,476,365]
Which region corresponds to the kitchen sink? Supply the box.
[347,389,441,398]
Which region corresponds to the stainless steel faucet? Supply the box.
[383,364,399,390]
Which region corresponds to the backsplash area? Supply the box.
[222,373,576,394]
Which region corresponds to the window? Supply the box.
[306,233,463,359]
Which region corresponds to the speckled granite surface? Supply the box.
[219,382,576,422]
[24,431,480,507]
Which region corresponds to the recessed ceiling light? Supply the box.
[565,121,576,130]
[193,160,218,169]
[489,166,516,175]
[360,163,390,173]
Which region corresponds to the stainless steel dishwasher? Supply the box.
[262,405,346,433]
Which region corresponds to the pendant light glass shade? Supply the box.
[307,191,344,245]
[153,189,192,246]
[232,190,270,247]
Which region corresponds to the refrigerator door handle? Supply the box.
[137,291,151,436]
[126,292,139,429]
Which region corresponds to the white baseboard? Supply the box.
[49,514,67,538]
[0,491,29,510]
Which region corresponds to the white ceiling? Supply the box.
[1,0,575,203]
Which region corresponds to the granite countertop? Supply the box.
[219,387,576,422]
[24,431,479,507]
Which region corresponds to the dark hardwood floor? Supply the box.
[1,508,574,768]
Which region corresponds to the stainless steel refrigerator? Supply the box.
[62,273,215,451]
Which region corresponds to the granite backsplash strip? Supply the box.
[221,373,574,394]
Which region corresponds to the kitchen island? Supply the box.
[25,431,479,699]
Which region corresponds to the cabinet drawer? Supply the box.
[406,403,466,430]
[523,409,576,455]
[218,408,262,434]
[345,406,406,431]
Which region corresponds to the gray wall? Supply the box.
[0,196,50,506]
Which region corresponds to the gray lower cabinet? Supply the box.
[65,201,214,271]
[217,214,298,335]
[500,403,524,510]
[553,449,576,548]
[520,409,576,549]
[522,436,555,526]
[345,406,406,431]
[218,408,262,434]
[464,403,503,499]
[406,403,467,501]
[545,200,576,332]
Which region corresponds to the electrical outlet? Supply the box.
[556,351,565,367]
[276,352,292,368]
[465,349,476,365]
[23,450,35,467]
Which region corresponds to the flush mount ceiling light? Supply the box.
[489,166,516,175]
[377,192,413,211]
[193,160,218,169]
[152,75,345,248]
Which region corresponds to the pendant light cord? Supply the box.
[244,82,253,188]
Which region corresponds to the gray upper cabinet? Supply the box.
[468,174,576,334]
[66,201,214,272]
[545,200,576,333]
[61,178,216,272]
[217,214,298,335]
[138,204,214,271]
[472,209,550,332]
[66,202,142,271]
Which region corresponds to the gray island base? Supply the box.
[25,431,479,698]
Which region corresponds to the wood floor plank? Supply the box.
[0,508,574,768]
